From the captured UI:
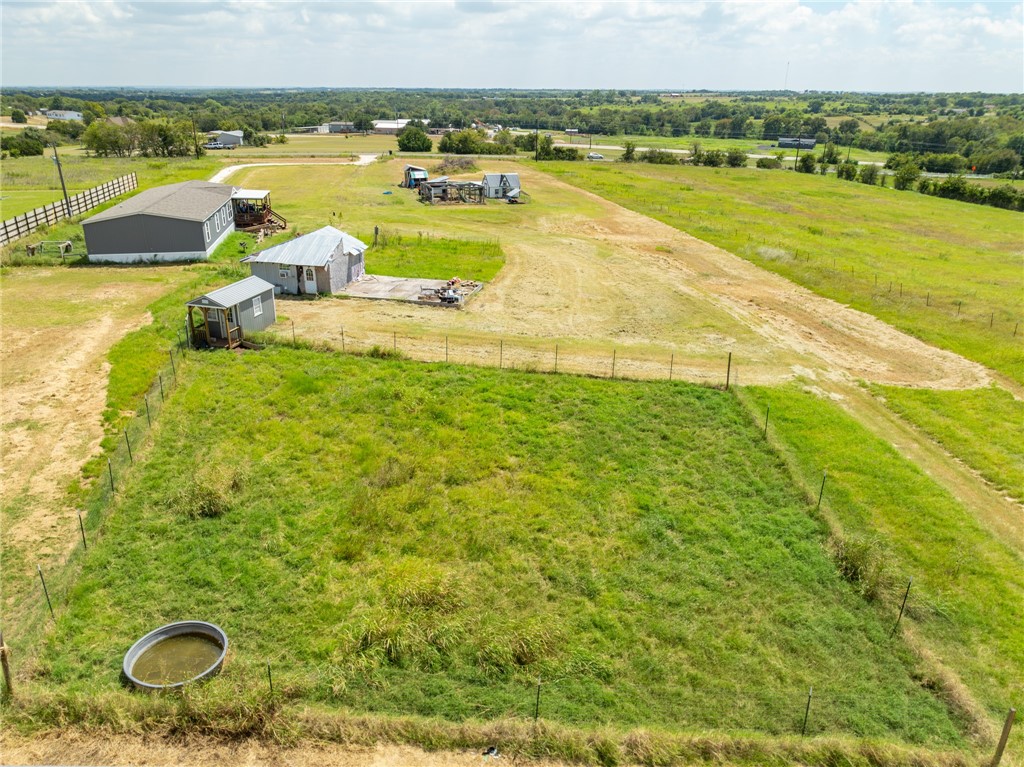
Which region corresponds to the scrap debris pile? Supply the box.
[418,276,481,306]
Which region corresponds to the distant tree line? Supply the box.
[2,88,1022,173]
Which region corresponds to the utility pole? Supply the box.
[535,117,539,162]
[794,134,802,171]
[190,112,200,160]
[51,144,72,218]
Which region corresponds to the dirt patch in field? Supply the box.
[0,733,574,767]
[280,163,989,391]
[0,268,189,565]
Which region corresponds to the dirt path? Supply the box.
[0,267,194,616]
[281,164,989,391]
[0,733,576,767]
[828,385,1023,557]
[209,156,377,184]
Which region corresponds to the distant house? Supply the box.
[244,225,367,295]
[778,137,817,150]
[45,110,83,121]
[186,276,277,349]
[327,121,355,133]
[104,116,136,127]
[481,172,521,199]
[83,180,235,263]
[209,130,244,146]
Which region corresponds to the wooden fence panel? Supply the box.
[0,172,138,247]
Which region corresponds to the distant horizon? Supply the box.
[2,1,1021,93]
[6,86,1021,96]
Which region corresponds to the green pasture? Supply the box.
[36,349,963,745]
[544,162,1024,384]
[366,231,504,282]
[0,153,217,219]
[229,132,399,158]
[740,385,1024,745]
[871,385,1024,504]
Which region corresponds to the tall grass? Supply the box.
[871,384,1024,503]
[738,384,1023,750]
[28,351,967,746]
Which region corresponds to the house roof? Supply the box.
[212,130,244,138]
[483,173,520,187]
[246,226,368,268]
[84,180,234,224]
[186,276,275,310]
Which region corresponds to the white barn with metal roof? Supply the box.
[186,276,277,349]
[83,180,235,264]
[244,226,367,295]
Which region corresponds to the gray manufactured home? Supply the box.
[244,226,367,295]
[186,276,277,349]
[83,180,235,264]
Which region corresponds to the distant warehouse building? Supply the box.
[83,180,235,264]
[45,110,83,121]
[777,137,817,150]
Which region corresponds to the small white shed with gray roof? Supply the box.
[186,276,277,349]
[83,180,235,264]
[244,225,367,295]
[481,172,521,199]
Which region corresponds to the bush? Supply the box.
[725,148,747,167]
[699,149,725,167]
[397,126,433,152]
[639,148,679,165]
[836,161,858,180]
[11,109,26,124]
[620,140,636,162]
[755,157,782,169]
[893,163,921,191]
[796,153,817,173]
[858,164,879,185]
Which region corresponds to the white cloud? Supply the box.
[0,0,1020,90]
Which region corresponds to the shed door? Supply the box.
[304,267,317,294]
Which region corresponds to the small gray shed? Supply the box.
[244,226,367,295]
[481,172,521,199]
[186,276,277,349]
[83,180,235,264]
[210,130,244,146]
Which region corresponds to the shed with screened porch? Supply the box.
[186,276,276,349]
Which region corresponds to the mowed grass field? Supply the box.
[544,163,1024,385]
[36,349,963,745]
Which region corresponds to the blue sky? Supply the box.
[2,1,1021,92]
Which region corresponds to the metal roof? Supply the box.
[482,173,520,187]
[212,130,244,138]
[232,189,270,200]
[84,181,234,224]
[186,276,275,309]
[245,226,368,268]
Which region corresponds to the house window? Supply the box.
[252,296,263,316]
[278,265,290,279]
[214,211,221,232]
[203,222,211,241]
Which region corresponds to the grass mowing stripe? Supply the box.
[34,351,963,745]
[739,384,1024,743]
[870,385,1024,504]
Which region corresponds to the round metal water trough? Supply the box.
[122,621,227,691]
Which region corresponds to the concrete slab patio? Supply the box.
[338,274,482,305]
